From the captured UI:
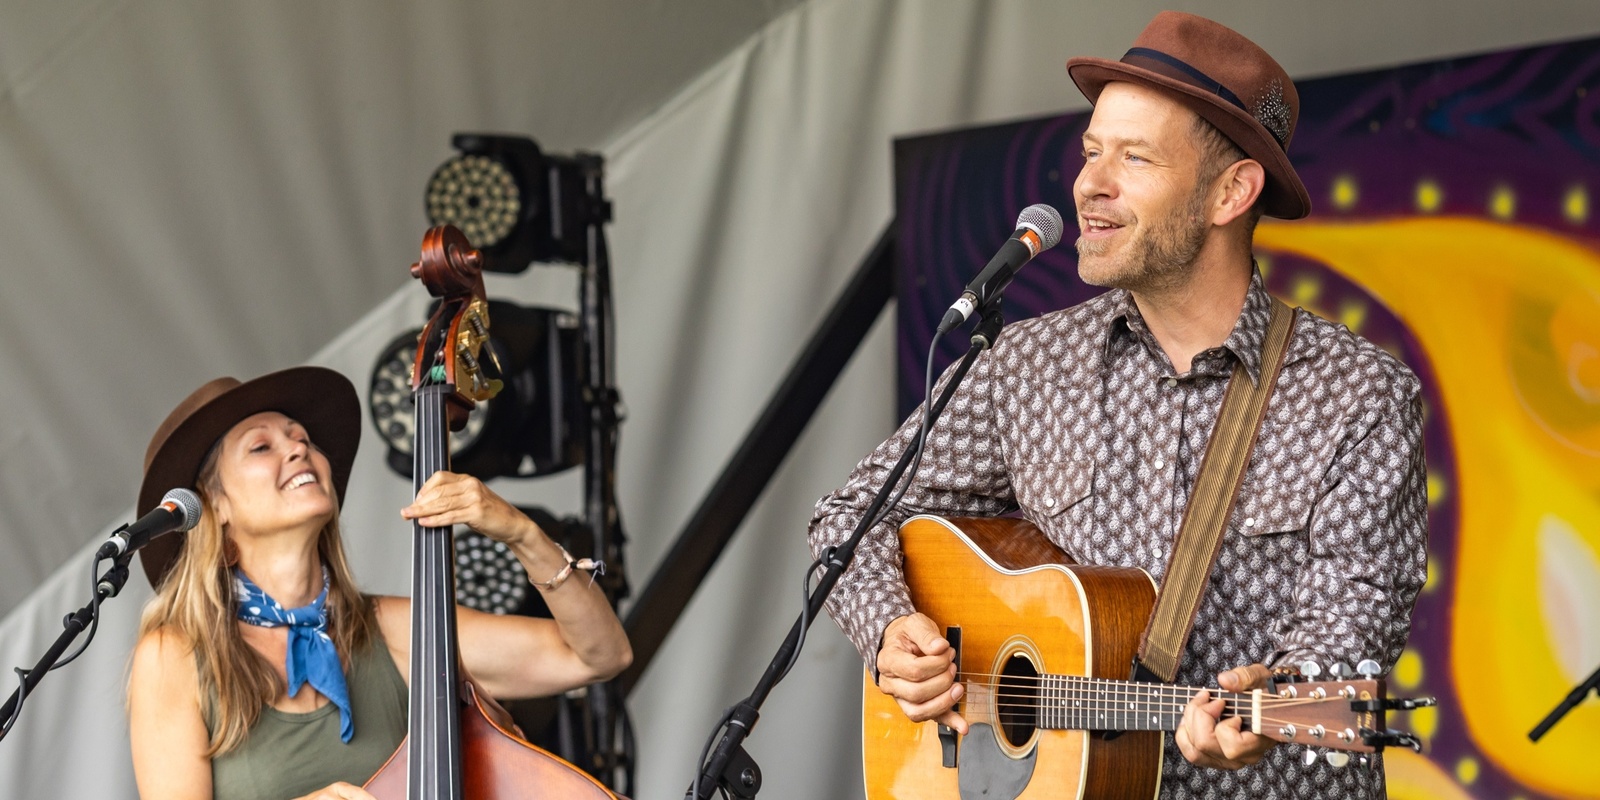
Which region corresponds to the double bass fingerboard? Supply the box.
[409,382,464,800]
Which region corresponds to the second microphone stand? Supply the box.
[0,548,135,741]
[686,300,1007,799]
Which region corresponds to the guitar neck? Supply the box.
[1003,674,1254,733]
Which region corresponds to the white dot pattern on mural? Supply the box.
[809,271,1429,799]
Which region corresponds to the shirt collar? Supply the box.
[1102,266,1275,386]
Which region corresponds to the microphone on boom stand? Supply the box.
[936,203,1064,335]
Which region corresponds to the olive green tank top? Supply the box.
[205,624,408,800]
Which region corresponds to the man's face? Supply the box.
[1073,81,1216,293]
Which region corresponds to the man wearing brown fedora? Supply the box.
[811,11,1426,798]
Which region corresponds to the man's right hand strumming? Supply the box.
[875,612,969,734]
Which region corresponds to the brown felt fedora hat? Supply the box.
[1067,11,1311,219]
[137,366,361,589]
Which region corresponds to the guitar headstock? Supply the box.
[1254,667,1434,757]
[409,225,504,430]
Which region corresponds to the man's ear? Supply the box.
[1214,159,1266,227]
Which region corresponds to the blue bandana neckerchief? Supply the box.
[232,566,354,743]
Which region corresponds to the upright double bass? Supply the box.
[364,225,620,799]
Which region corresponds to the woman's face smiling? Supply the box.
[211,411,336,538]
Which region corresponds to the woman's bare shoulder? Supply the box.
[369,595,411,682]
[370,595,410,625]
[129,625,200,701]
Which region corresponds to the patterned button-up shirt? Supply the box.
[809,270,1429,798]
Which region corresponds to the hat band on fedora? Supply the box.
[1120,47,1287,149]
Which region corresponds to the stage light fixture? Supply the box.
[454,508,587,616]
[455,529,528,614]
[425,154,522,250]
[424,134,601,273]
[368,300,584,481]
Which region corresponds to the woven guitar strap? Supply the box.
[1133,298,1297,683]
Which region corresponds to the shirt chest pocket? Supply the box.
[1012,459,1095,534]
[1228,474,1314,538]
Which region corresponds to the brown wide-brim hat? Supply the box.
[137,366,361,589]
[1067,11,1311,219]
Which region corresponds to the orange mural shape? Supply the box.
[1257,217,1600,799]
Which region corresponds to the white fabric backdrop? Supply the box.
[2,1,1599,798]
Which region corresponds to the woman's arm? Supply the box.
[398,472,632,698]
[128,627,213,800]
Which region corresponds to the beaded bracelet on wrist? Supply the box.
[531,545,605,591]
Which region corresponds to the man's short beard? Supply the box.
[1077,179,1212,294]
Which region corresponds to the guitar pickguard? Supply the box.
[957,723,1036,800]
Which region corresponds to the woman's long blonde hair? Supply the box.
[136,439,374,756]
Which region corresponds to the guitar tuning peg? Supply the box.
[1299,660,1323,679]
[1325,752,1350,768]
[1302,747,1318,767]
[1329,661,1352,678]
[1356,659,1382,678]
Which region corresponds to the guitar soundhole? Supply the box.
[997,653,1039,748]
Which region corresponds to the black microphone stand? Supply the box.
[0,548,135,742]
[1529,661,1600,742]
[686,301,1007,799]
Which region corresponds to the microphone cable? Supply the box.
[691,331,945,798]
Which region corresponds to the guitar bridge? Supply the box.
[939,626,962,768]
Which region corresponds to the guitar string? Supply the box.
[955,686,1360,729]
[966,698,1349,717]
[962,685,1343,709]
[965,709,1370,738]
[946,689,1348,729]
[954,668,1371,689]
[951,671,1364,708]
[965,691,1343,720]
[933,665,1364,735]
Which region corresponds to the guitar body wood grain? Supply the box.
[861,515,1163,799]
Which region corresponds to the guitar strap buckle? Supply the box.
[1128,657,1166,685]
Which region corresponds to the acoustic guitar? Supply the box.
[861,515,1430,799]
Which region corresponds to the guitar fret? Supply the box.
[1035,675,1258,733]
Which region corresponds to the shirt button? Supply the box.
[1244,517,1256,528]
[1153,459,1165,471]
[1165,377,1178,388]
[1044,497,1056,508]
[1152,545,1163,558]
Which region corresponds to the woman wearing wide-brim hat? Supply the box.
[126,366,632,800]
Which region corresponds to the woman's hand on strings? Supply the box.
[402,471,540,546]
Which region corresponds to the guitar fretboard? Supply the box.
[1006,674,1253,733]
